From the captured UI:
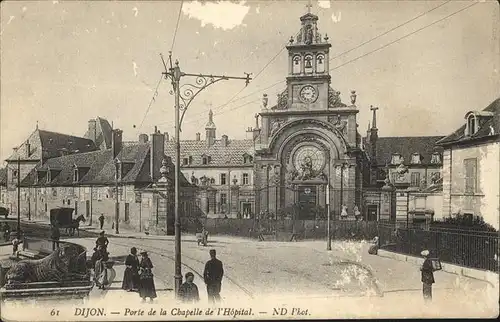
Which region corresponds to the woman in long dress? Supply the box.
[94,246,113,289]
[122,247,139,292]
[138,251,157,302]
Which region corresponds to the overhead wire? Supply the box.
[137,75,164,129]
[178,0,480,128]
[185,0,458,118]
[137,1,183,130]
[328,0,452,62]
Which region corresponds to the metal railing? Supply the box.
[378,224,500,272]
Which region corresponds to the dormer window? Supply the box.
[391,154,403,165]
[202,155,211,165]
[411,153,422,165]
[430,152,442,164]
[11,169,18,183]
[466,113,477,136]
[243,154,253,164]
[182,156,193,166]
[73,167,79,182]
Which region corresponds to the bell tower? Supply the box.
[283,2,332,111]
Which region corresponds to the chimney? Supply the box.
[87,119,97,143]
[139,134,149,143]
[150,128,165,181]
[164,132,169,141]
[221,135,228,147]
[196,133,201,141]
[111,129,123,159]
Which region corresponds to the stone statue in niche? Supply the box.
[299,156,314,180]
[305,25,313,45]
[270,119,284,136]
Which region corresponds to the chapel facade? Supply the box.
[252,11,363,220]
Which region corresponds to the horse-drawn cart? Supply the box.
[50,207,85,237]
[0,238,93,302]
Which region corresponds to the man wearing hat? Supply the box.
[178,272,200,303]
[420,249,435,301]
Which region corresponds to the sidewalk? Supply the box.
[296,240,496,294]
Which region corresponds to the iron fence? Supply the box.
[378,224,500,272]
[184,218,379,241]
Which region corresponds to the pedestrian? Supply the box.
[178,272,200,303]
[122,247,140,292]
[203,249,224,303]
[138,251,157,302]
[99,214,105,230]
[3,223,10,242]
[94,245,111,289]
[96,231,109,253]
[12,236,20,255]
[50,222,60,250]
[420,249,435,302]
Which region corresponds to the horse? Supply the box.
[66,215,86,237]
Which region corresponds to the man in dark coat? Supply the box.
[98,214,105,230]
[203,249,224,303]
[178,272,200,303]
[50,223,60,250]
[420,249,435,301]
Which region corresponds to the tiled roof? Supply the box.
[375,136,444,166]
[38,130,97,158]
[7,129,97,161]
[437,97,500,146]
[90,144,150,185]
[21,149,112,187]
[0,168,6,186]
[20,141,192,187]
[165,139,255,166]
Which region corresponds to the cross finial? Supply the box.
[306,0,312,13]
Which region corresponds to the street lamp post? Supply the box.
[16,156,21,239]
[114,159,120,234]
[161,52,251,296]
[326,181,331,251]
[339,162,348,219]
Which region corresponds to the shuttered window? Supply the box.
[464,158,477,194]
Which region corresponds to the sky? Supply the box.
[1,0,499,162]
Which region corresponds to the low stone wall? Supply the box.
[378,249,500,287]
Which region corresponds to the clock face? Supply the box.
[299,85,317,103]
[293,145,326,173]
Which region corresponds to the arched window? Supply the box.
[292,55,301,74]
[316,53,325,73]
[304,54,313,74]
[466,114,477,136]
